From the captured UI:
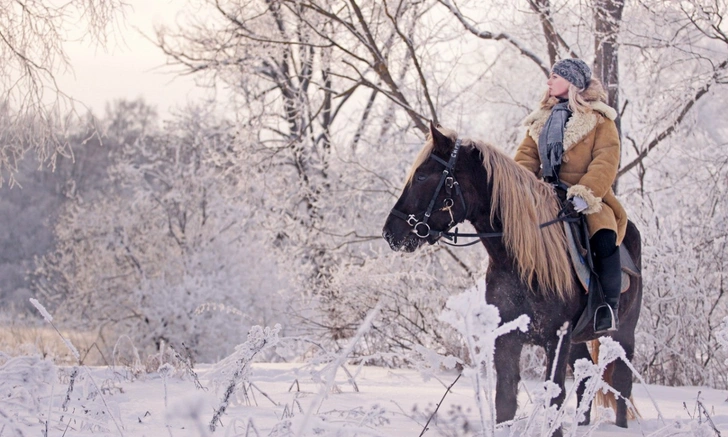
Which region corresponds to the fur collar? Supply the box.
[523,101,617,152]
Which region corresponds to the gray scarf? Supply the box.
[538,101,571,182]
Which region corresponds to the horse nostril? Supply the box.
[382,229,392,241]
[382,229,402,251]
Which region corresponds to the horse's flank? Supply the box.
[408,127,574,300]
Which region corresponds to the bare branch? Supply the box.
[437,0,550,76]
[618,58,728,178]
[346,0,428,132]
[0,0,126,183]
[383,1,439,125]
[527,0,579,63]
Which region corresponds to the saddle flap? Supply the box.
[619,245,641,277]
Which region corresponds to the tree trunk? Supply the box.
[593,0,624,134]
[594,0,624,191]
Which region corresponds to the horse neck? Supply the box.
[463,164,512,265]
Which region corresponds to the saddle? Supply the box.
[550,182,640,293]
[564,219,640,294]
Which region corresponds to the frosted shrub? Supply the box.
[717,317,728,365]
[37,108,289,363]
[314,248,480,364]
[207,324,282,431]
[438,281,529,436]
[0,355,57,433]
[633,210,728,389]
[624,120,728,389]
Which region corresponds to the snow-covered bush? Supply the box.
[35,107,289,362]
[305,248,480,364]
[627,107,728,389]
[207,324,282,431]
[0,354,57,434]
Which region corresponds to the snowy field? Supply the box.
[3,295,727,437]
[124,364,728,437]
[5,360,727,437]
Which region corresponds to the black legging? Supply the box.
[590,229,621,300]
[590,229,617,259]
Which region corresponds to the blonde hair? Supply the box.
[539,77,608,113]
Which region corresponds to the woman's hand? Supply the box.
[570,196,588,213]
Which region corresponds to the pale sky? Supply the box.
[58,0,207,118]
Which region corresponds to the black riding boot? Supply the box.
[593,246,622,333]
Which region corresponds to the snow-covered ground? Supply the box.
[14,362,726,437]
[4,294,726,436]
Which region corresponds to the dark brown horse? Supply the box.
[382,124,642,435]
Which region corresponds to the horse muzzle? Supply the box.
[382,227,424,252]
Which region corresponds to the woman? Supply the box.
[514,58,627,335]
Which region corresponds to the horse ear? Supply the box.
[429,120,450,152]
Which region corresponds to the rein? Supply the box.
[432,214,574,247]
[389,138,577,247]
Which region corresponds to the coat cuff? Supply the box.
[567,184,602,215]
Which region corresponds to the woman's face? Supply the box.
[547,73,571,99]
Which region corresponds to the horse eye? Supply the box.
[416,174,427,182]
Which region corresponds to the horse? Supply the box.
[382,123,642,435]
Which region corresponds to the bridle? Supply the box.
[389,139,469,242]
[389,138,574,247]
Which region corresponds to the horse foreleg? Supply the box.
[568,341,593,425]
[494,334,524,423]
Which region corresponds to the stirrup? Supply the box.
[593,304,618,334]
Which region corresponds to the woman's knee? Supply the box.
[590,229,617,258]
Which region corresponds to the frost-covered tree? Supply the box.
[148,0,728,384]
[1,100,151,311]
[0,0,126,185]
[36,106,289,362]
[154,0,490,352]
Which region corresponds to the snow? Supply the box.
[20,363,727,437]
[29,298,53,323]
[8,290,725,436]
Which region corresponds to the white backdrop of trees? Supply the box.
[1,0,727,387]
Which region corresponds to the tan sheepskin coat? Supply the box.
[514,100,627,245]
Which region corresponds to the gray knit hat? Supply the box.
[552,58,591,90]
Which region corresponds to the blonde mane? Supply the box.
[473,140,574,299]
[404,131,440,187]
[405,127,574,299]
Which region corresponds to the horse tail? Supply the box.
[589,340,639,420]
